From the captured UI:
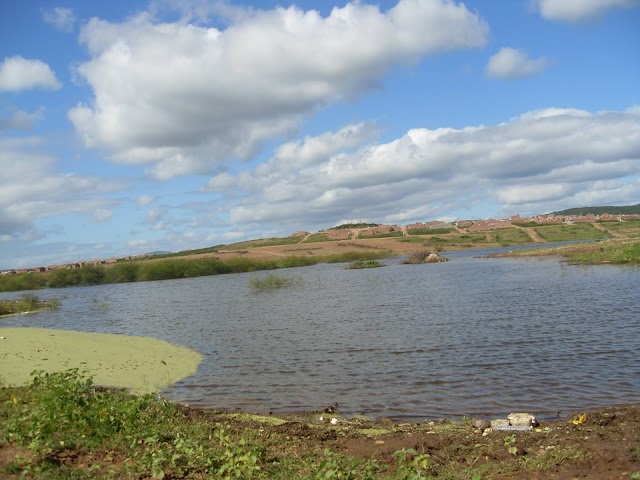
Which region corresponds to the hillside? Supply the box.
[552,203,640,216]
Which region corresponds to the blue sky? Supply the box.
[1,0,639,269]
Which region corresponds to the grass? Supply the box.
[0,294,60,316]
[0,370,594,480]
[345,260,383,269]
[301,233,331,243]
[534,223,610,242]
[597,220,640,238]
[564,240,640,265]
[494,228,533,246]
[493,240,640,266]
[407,228,453,235]
[248,274,303,290]
[358,231,404,239]
[0,251,392,293]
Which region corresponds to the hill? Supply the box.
[551,203,640,216]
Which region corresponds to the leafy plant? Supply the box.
[394,448,431,479]
[248,273,303,290]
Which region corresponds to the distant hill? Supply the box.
[552,204,640,216]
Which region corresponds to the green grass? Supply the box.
[597,220,640,238]
[494,228,532,246]
[0,251,392,292]
[534,223,610,242]
[301,233,331,243]
[565,241,640,265]
[0,294,60,316]
[248,274,303,290]
[358,231,404,239]
[0,370,597,479]
[425,233,487,245]
[345,260,383,269]
[407,228,453,235]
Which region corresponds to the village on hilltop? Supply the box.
[3,211,640,276]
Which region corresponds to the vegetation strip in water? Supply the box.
[492,239,640,265]
[0,294,59,316]
[0,327,202,394]
[2,370,638,479]
[0,250,391,292]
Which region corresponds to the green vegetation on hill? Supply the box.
[331,222,378,230]
[552,203,640,216]
[534,223,610,242]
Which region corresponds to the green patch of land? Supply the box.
[1,370,638,479]
[492,240,640,266]
[0,328,202,394]
[533,223,610,242]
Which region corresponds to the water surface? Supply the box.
[2,247,639,420]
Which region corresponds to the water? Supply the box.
[2,247,639,420]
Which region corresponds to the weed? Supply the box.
[0,294,59,316]
[394,448,431,479]
[248,273,303,290]
[345,260,383,269]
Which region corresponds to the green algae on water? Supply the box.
[0,327,202,394]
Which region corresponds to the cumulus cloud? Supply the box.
[0,137,126,238]
[0,56,62,92]
[533,0,640,22]
[69,0,488,179]
[42,7,76,32]
[204,107,640,230]
[92,209,113,222]
[137,194,157,207]
[0,109,44,130]
[486,47,548,79]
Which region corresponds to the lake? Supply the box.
[2,246,639,421]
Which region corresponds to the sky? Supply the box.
[1,0,639,270]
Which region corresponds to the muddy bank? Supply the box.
[0,327,202,394]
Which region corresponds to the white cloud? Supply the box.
[137,194,157,207]
[0,56,62,92]
[42,7,76,33]
[205,107,640,229]
[486,47,548,79]
[0,137,126,237]
[0,109,44,130]
[69,0,488,179]
[533,0,640,22]
[93,209,113,222]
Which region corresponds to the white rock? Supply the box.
[508,413,537,427]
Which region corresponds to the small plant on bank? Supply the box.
[248,273,303,290]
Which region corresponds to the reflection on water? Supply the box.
[2,246,639,420]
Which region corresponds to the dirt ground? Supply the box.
[3,404,636,479]
[216,405,640,479]
[164,235,481,263]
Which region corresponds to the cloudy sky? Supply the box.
[1,0,639,269]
